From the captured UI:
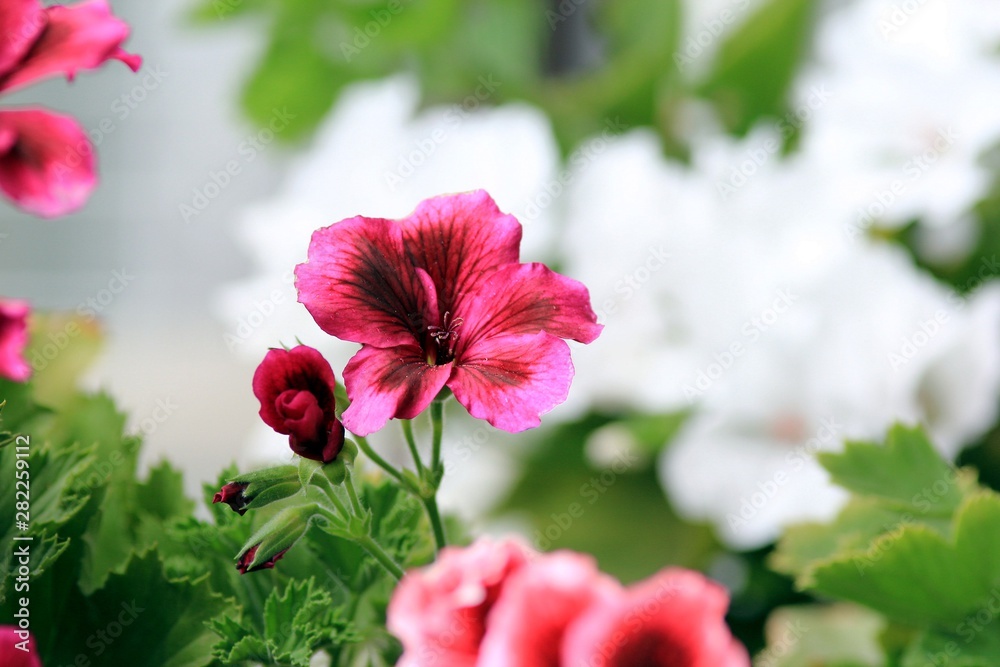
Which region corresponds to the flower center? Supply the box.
[427,311,463,365]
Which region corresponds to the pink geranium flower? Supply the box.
[0,299,31,382]
[296,190,602,435]
[0,0,140,217]
[387,538,532,667]
[388,538,750,667]
[0,626,43,667]
[253,345,345,463]
[562,568,750,667]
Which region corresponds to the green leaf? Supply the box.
[756,604,887,667]
[135,460,195,521]
[903,625,1000,667]
[698,0,815,135]
[818,425,969,514]
[808,493,1000,628]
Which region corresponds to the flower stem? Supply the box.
[343,466,364,516]
[355,534,405,580]
[423,400,447,551]
[313,472,351,518]
[401,420,426,476]
[354,435,406,484]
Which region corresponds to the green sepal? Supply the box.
[238,503,316,570]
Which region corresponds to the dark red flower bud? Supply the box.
[213,482,249,515]
[236,544,289,575]
[252,345,346,464]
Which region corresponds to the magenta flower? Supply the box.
[0,626,42,667]
[296,190,602,436]
[0,299,31,382]
[253,345,345,464]
[213,482,250,515]
[0,0,140,217]
[236,544,288,575]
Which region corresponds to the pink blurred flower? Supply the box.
[253,345,345,463]
[0,299,31,382]
[562,568,750,667]
[0,626,43,667]
[0,0,140,218]
[296,190,602,436]
[387,538,532,667]
[388,538,749,667]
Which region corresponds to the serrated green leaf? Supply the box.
[808,493,1000,628]
[136,460,195,521]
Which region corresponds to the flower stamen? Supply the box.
[427,311,464,364]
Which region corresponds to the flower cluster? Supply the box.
[0,0,140,217]
[388,538,749,667]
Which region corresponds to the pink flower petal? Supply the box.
[478,551,621,667]
[296,217,440,349]
[449,331,574,433]
[0,626,42,667]
[0,0,46,78]
[340,343,452,436]
[387,538,533,667]
[0,109,95,217]
[0,299,31,382]
[459,262,603,352]
[0,0,141,94]
[400,190,523,319]
[562,568,750,667]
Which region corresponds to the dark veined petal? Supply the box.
[399,190,522,320]
[0,0,46,79]
[459,262,603,353]
[449,332,574,433]
[297,216,440,349]
[0,109,95,217]
[341,344,453,436]
[0,0,141,94]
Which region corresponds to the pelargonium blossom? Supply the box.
[0,0,141,217]
[387,537,749,667]
[0,299,31,382]
[252,345,345,463]
[296,190,602,435]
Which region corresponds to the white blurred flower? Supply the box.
[796,0,1000,229]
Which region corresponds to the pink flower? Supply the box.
[0,0,140,217]
[0,299,31,382]
[387,538,532,667]
[0,626,43,667]
[253,345,345,463]
[477,552,618,667]
[296,190,602,436]
[562,569,750,667]
[213,481,250,515]
[387,538,750,667]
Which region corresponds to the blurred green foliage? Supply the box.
[191,0,817,153]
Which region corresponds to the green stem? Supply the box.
[401,420,426,476]
[354,435,405,484]
[422,495,447,552]
[355,534,405,580]
[313,473,351,518]
[430,400,444,479]
[343,467,364,516]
